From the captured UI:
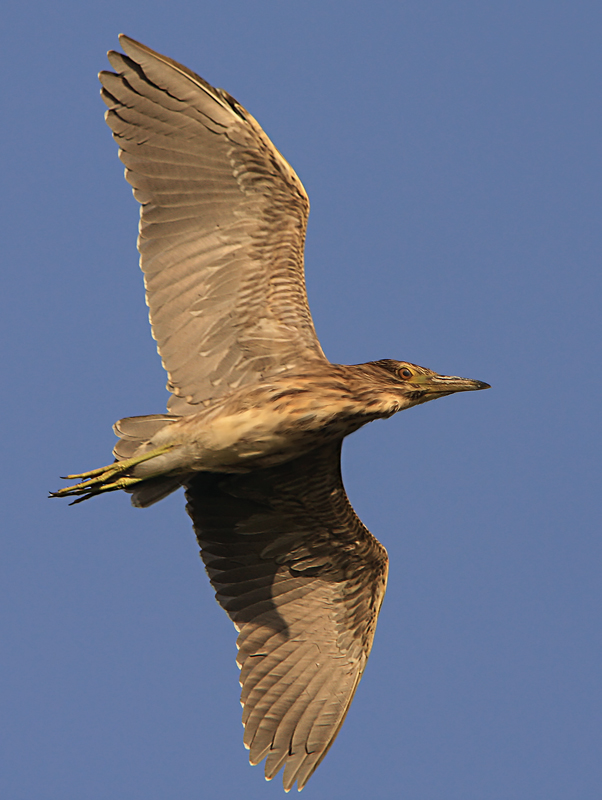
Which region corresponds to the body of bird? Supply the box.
[139,362,394,473]
[53,36,489,792]
[62,359,487,489]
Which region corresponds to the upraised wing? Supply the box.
[185,442,388,791]
[99,35,326,414]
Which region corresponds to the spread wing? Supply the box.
[99,35,326,415]
[185,442,388,792]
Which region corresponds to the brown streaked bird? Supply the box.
[53,35,490,792]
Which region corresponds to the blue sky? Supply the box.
[2,2,601,798]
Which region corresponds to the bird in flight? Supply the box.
[53,35,489,792]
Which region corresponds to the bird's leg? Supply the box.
[50,443,175,502]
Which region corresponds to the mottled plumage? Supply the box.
[53,36,489,791]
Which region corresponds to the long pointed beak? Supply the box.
[417,373,491,396]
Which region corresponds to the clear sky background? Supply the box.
[2,2,601,799]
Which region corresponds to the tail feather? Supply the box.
[113,414,179,459]
[113,414,183,505]
[127,476,184,508]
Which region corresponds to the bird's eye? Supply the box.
[398,367,413,380]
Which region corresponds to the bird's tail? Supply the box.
[113,415,184,507]
[112,414,177,459]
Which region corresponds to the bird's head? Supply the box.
[353,359,490,416]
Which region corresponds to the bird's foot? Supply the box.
[50,444,174,504]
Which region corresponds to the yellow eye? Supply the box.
[398,367,413,380]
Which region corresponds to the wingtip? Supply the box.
[117,33,142,55]
[118,33,152,54]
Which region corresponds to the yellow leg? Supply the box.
[51,443,175,500]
